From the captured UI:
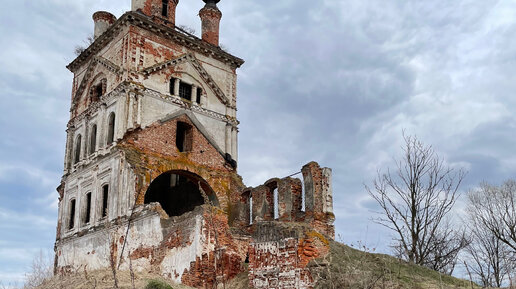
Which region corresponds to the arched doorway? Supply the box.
[144,170,218,217]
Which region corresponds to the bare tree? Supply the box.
[466,180,516,287]
[366,134,467,272]
[464,224,511,287]
[24,249,53,289]
[468,180,516,253]
[422,221,468,275]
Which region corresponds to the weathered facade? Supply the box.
[55,1,335,288]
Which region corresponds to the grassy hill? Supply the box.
[312,240,477,289]
[34,241,478,289]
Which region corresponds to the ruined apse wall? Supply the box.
[245,162,335,289]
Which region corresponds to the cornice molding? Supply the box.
[67,11,244,72]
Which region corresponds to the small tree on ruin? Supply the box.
[366,134,467,273]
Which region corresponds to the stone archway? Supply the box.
[144,170,219,217]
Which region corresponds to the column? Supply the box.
[136,94,142,127]
[98,104,107,149]
[174,79,180,96]
[231,126,238,162]
[225,124,232,155]
[191,85,197,103]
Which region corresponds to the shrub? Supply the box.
[145,279,173,289]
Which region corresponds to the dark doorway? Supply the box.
[144,171,217,217]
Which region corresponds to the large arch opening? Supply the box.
[144,170,218,217]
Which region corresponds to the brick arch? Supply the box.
[132,158,229,207]
[144,169,219,217]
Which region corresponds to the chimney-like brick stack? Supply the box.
[199,0,222,46]
[92,11,117,40]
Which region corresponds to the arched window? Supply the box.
[89,124,97,155]
[74,135,82,164]
[107,113,115,145]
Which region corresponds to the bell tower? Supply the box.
[55,0,246,285]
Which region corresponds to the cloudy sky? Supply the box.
[2,0,516,285]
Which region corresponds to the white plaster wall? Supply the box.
[57,207,211,284]
[159,213,204,283]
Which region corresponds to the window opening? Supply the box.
[169,78,175,95]
[196,88,202,104]
[89,125,97,155]
[90,79,105,101]
[161,0,168,17]
[176,122,192,152]
[74,135,82,164]
[179,82,192,100]
[273,188,279,219]
[102,185,109,218]
[69,199,76,229]
[107,113,115,144]
[249,196,253,225]
[84,192,92,224]
[301,181,306,212]
[95,84,103,98]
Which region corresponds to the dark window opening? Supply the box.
[69,199,76,229]
[169,78,175,95]
[74,135,82,164]
[176,122,192,152]
[162,0,168,17]
[196,88,202,104]
[89,125,97,155]
[102,185,109,218]
[95,85,103,98]
[179,82,192,100]
[107,113,115,144]
[144,172,216,217]
[90,79,106,101]
[84,192,92,224]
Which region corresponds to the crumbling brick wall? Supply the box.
[244,162,335,289]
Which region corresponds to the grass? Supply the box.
[312,240,479,289]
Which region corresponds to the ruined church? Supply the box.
[54,1,335,288]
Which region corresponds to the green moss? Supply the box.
[145,279,174,289]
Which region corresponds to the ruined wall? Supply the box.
[248,223,330,289]
[56,204,247,286]
[244,162,335,289]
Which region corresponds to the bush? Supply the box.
[145,279,173,289]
